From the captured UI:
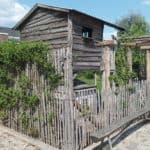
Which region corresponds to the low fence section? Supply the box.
[73,80,150,149]
[2,80,150,150]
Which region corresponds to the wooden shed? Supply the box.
[14,3,124,72]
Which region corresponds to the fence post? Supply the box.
[101,40,117,91]
[102,46,111,90]
[62,13,75,150]
[146,49,150,81]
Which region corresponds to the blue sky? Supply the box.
[20,0,150,23]
[0,0,150,39]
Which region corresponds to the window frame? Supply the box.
[82,27,93,38]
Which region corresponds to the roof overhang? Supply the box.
[13,3,125,31]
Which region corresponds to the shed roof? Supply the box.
[14,3,125,31]
[0,27,19,37]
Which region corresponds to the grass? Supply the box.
[76,71,102,91]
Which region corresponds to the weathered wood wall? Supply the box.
[20,8,68,50]
[19,8,105,72]
[72,11,104,41]
[71,11,104,72]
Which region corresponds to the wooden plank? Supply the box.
[21,32,68,41]
[73,62,101,66]
[97,40,117,46]
[73,44,101,52]
[73,57,101,62]
[21,19,68,33]
[73,52,102,57]
[141,45,150,50]
[25,10,67,27]
[73,66,99,71]
[23,17,67,29]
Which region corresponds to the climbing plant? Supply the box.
[111,14,150,85]
[0,41,61,130]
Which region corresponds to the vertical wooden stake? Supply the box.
[95,72,97,86]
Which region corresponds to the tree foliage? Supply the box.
[117,13,150,37]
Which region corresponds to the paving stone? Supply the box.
[114,123,150,150]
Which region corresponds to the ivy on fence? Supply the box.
[0,41,61,134]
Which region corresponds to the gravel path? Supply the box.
[1,121,150,150]
[114,121,150,150]
[0,125,58,150]
[0,127,39,150]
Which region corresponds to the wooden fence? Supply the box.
[73,80,150,149]
[2,79,150,149]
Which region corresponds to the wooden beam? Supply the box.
[119,35,150,40]
[98,40,150,48]
[121,42,150,47]
[121,42,137,47]
[97,40,117,47]
[141,45,150,50]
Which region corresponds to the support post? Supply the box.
[102,46,111,90]
[95,72,97,86]
[127,47,132,73]
[127,47,132,84]
[146,49,150,81]
[63,13,74,150]
[100,40,118,91]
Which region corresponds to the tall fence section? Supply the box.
[1,48,150,150]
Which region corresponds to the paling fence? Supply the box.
[2,79,150,149]
[73,80,150,149]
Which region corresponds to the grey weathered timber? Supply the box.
[101,46,111,90]
[15,3,124,73]
[72,11,104,40]
[62,13,74,150]
[74,80,150,149]
[146,49,150,81]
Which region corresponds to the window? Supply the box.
[82,27,92,38]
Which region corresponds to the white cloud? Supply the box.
[142,0,150,5]
[103,31,117,40]
[0,0,30,27]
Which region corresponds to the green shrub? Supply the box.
[0,41,61,130]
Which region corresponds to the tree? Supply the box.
[117,13,150,37]
[111,14,150,85]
